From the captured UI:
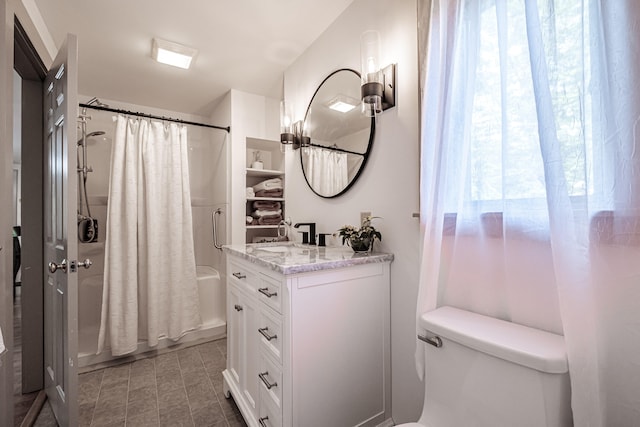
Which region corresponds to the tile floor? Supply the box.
[31,339,247,427]
[76,339,247,427]
[13,285,244,427]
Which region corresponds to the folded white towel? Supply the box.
[246,216,254,224]
[246,187,255,198]
[253,178,283,192]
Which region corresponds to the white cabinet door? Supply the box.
[227,285,244,386]
[227,283,260,419]
[243,289,260,419]
[291,264,390,427]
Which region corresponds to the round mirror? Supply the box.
[300,68,375,198]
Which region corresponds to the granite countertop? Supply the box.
[223,242,394,275]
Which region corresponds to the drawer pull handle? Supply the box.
[418,334,442,348]
[258,327,277,341]
[258,371,277,389]
[232,272,246,279]
[259,416,270,427]
[234,304,243,312]
[258,287,277,298]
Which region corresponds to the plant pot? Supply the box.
[349,236,372,253]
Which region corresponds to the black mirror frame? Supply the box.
[299,68,376,198]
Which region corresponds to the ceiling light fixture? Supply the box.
[151,38,198,69]
[327,95,359,113]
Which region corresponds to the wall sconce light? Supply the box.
[360,30,396,117]
[280,100,310,152]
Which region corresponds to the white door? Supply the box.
[43,34,79,427]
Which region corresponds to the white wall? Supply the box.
[210,92,232,271]
[283,0,423,422]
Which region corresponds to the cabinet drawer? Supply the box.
[258,385,282,427]
[257,272,282,313]
[229,259,259,293]
[258,353,282,408]
[257,308,282,364]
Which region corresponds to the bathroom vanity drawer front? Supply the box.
[258,386,282,427]
[258,307,282,364]
[258,353,283,409]
[257,273,282,313]
[229,260,259,294]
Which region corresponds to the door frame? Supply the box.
[14,16,46,394]
[0,0,16,424]
[2,3,54,423]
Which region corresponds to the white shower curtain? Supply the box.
[304,147,349,196]
[417,1,640,426]
[98,115,201,356]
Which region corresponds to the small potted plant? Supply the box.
[336,216,382,253]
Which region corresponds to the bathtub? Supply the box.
[194,265,226,331]
[78,265,226,370]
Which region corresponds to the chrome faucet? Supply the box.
[294,222,316,245]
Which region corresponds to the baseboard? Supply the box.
[20,390,46,427]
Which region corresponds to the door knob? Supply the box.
[77,259,92,269]
[48,259,67,273]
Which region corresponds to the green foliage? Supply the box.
[336,216,382,246]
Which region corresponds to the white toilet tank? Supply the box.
[417,306,572,427]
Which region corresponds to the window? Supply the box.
[465,0,591,203]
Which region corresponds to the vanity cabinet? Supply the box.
[223,245,393,427]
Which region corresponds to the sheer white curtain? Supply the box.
[98,115,201,356]
[417,1,640,425]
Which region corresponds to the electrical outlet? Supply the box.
[360,211,371,224]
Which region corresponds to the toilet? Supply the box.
[398,306,573,427]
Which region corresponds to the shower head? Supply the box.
[85,97,109,108]
[81,97,110,116]
[77,131,106,146]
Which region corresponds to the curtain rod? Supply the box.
[309,142,363,156]
[79,103,230,133]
